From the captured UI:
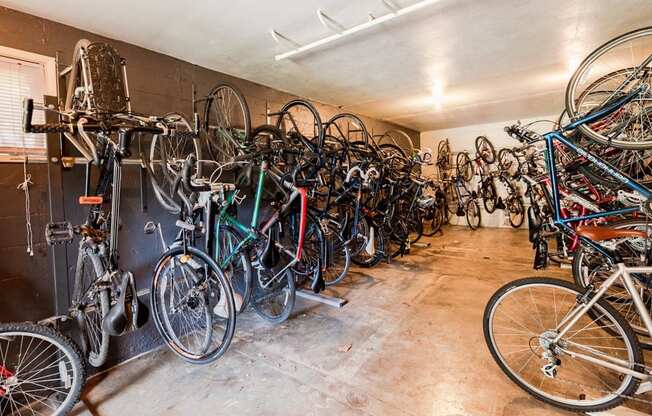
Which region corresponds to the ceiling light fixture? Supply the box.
[431,81,444,110]
[272,0,441,61]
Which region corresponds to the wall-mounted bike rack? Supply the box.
[271,0,441,61]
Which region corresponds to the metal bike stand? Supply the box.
[296,289,348,308]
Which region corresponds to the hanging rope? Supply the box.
[16,156,34,256]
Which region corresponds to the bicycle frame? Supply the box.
[553,262,652,380]
[214,160,309,282]
[453,176,474,209]
[538,93,652,258]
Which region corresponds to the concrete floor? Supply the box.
[72,227,652,416]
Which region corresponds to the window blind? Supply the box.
[0,55,47,155]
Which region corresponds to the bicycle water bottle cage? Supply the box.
[45,222,74,245]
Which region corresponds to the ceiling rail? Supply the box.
[273,0,441,61]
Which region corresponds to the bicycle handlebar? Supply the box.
[23,98,164,136]
[345,166,379,184]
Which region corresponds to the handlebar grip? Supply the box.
[23,98,70,134]
[27,124,71,134]
[23,99,34,133]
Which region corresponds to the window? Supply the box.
[0,46,56,156]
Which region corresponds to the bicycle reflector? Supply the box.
[79,196,103,205]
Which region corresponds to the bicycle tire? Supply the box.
[484,277,642,413]
[151,246,236,364]
[565,27,652,149]
[322,222,351,286]
[465,199,481,230]
[214,224,253,314]
[203,83,251,163]
[72,239,110,368]
[0,322,86,416]
[350,218,387,267]
[251,268,296,325]
[498,148,521,178]
[456,152,474,182]
[481,180,497,213]
[507,196,525,228]
[274,99,324,149]
[475,136,496,164]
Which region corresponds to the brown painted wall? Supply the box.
[0,6,419,367]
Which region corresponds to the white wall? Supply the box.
[420,114,557,228]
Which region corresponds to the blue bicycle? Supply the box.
[484,81,652,412]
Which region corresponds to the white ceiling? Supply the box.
[3,0,652,132]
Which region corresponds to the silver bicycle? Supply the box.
[484,225,652,413]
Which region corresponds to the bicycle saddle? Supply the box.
[576,226,647,241]
[103,272,149,336]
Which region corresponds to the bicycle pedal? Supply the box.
[45,222,74,245]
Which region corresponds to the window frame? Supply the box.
[0,45,57,157]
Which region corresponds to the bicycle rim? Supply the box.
[485,278,642,412]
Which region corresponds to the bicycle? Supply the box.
[443,175,481,230]
[149,154,237,364]
[209,131,318,322]
[483,82,652,412]
[495,171,525,228]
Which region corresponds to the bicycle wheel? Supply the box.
[288,212,323,288]
[151,246,236,364]
[274,99,324,149]
[251,267,296,324]
[506,196,525,228]
[421,203,442,237]
[375,129,415,156]
[349,217,386,268]
[388,220,410,258]
[72,239,110,368]
[481,180,498,213]
[0,322,85,416]
[484,277,643,413]
[325,113,370,146]
[203,83,251,164]
[456,152,474,182]
[406,205,423,244]
[214,224,253,314]
[322,222,350,286]
[465,199,481,230]
[444,182,458,216]
[149,113,201,210]
[475,136,496,164]
[437,139,451,179]
[572,219,652,345]
[566,27,652,149]
[498,148,521,178]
